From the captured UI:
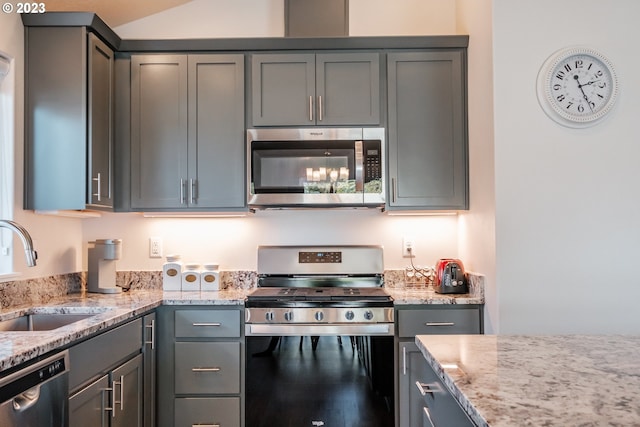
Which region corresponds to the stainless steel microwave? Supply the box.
[247,128,385,208]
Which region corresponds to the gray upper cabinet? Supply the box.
[88,34,115,208]
[24,27,115,210]
[251,52,380,126]
[387,51,468,210]
[130,54,245,211]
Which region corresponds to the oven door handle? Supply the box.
[245,323,394,336]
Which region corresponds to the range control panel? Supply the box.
[298,251,342,264]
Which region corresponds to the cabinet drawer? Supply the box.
[175,397,240,427]
[174,342,240,394]
[174,309,241,338]
[69,317,143,391]
[417,361,474,427]
[398,307,481,338]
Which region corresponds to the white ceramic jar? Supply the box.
[181,263,201,291]
[201,263,220,291]
[162,255,183,291]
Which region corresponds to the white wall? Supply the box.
[114,0,458,38]
[82,211,459,271]
[0,12,84,281]
[455,0,497,332]
[493,0,640,333]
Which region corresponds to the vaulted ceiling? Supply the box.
[44,0,194,27]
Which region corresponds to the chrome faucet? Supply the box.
[0,220,38,267]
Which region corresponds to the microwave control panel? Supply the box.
[363,140,382,182]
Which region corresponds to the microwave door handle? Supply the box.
[355,140,364,192]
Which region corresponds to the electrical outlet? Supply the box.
[149,237,163,258]
[403,237,415,257]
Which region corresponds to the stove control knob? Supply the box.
[364,310,374,321]
[265,311,275,322]
[315,311,324,322]
[345,311,355,321]
[284,311,294,322]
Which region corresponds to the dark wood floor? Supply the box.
[246,336,394,427]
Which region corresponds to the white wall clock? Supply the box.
[536,46,619,128]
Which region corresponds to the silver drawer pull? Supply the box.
[425,322,455,327]
[423,406,435,427]
[192,424,220,427]
[415,381,437,396]
[192,322,222,327]
[191,367,221,373]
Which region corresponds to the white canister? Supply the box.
[181,263,201,291]
[201,263,220,291]
[162,255,183,291]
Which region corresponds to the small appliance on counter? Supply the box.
[434,258,468,294]
[87,239,122,294]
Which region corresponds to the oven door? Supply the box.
[247,128,385,208]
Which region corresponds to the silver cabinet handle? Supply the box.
[180,179,187,204]
[192,322,221,327]
[92,172,101,201]
[423,406,436,427]
[402,346,407,375]
[318,95,323,121]
[145,319,155,350]
[191,367,221,373]
[190,179,197,204]
[415,381,437,396]
[105,375,123,418]
[391,178,397,203]
[309,95,313,121]
[425,322,455,327]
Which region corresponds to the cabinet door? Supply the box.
[143,313,156,427]
[387,51,468,210]
[69,374,109,427]
[251,53,315,126]
[188,55,245,209]
[87,33,114,208]
[316,53,380,125]
[398,342,430,427]
[112,354,144,427]
[131,55,188,209]
[24,26,87,210]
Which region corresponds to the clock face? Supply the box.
[537,47,618,127]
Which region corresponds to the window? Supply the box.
[0,52,14,275]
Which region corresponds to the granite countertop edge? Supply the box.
[1,283,484,373]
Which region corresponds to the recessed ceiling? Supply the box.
[43,0,194,27]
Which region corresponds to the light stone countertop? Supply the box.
[0,280,484,374]
[0,289,246,372]
[416,334,640,426]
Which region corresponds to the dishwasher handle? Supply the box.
[11,387,41,413]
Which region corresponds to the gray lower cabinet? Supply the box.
[387,51,468,210]
[251,52,380,126]
[143,313,156,427]
[24,27,115,210]
[157,306,244,427]
[130,54,245,211]
[68,317,147,427]
[416,354,475,427]
[397,306,482,427]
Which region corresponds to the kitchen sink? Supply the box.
[0,308,109,332]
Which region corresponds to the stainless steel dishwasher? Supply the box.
[0,350,69,427]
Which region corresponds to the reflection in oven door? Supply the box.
[246,334,394,427]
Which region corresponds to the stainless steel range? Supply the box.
[246,245,395,427]
[245,245,394,337]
